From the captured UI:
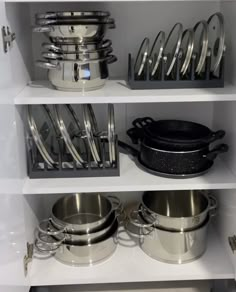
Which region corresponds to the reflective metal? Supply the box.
[141,190,217,231]
[134,38,149,77]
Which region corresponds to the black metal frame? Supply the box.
[127,53,224,90]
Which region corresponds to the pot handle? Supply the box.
[132,117,155,129]
[36,229,64,247]
[102,39,112,48]
[33,26,52,33]
[107,55,117,64]
[118,140,139,157]
[35,60,60,70]
[127,127,144,144]
[125,209,155,238]
[207,130,226,144]
[108,195,126,222]
[37,218,66,236]
[204,144,229,161]
[209,195,218,217]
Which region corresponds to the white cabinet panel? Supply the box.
[0,1,29,292]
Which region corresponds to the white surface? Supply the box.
[14,81,236,104]
[23,154,236,194]
[29,229,233,286]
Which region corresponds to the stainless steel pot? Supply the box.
[39,193,121,235]
[35,18,114,26]
[35,219,118,266]
[42,47,113,61]
[42,39,112,53]
[140,218,209,264]
[141,190,217,231]
[36,11,111,20]
[36,55,117,91]
[125,211,209,264]
[38,216,118,245]
[33,21,115,43]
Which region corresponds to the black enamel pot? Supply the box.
[127,117,226,151]
[118,140,228,176]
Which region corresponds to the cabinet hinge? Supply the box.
[2,26,16,53]
[23,242,34,277]
[228,236,236,253]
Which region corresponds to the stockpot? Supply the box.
[33,21,115,43]
[126,210,210,264]
[39,193,121,235]
[140,190,217,231]
[36,55,117,91]
[36,219,118,266]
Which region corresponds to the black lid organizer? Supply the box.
[26,135,119,179]
[127,52,224,90]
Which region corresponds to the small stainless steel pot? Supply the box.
[42,39,112,53]
[141,190,217,231]
[38,193,121,235]
[35,219,118,266]
[33,21,115,43]
[42,47,113,61]
[36,55,117,91]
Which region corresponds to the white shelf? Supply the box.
[6,0,229,2]
[29,228,233,286]
[15,81,236,105]
[23,154,236,195]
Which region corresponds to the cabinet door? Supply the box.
[0,1,30,292]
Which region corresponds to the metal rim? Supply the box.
[108,104,116,166]
[164,23,183,76]
[207,12,225,74]
[149,31,165,77]
[180,28,194,75]
[134,38,149,76]
[49,54,116,65]
[27,105,57,168]
[193,20,209,74]
[54,105,87,167]
[82,104,102,166]
[36,11,110,19]
[36,18,114,26]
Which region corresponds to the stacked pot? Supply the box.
[126,190,217,264]
[36,193,122,266]
[33,11,117,91]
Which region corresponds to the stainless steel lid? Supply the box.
[149,31,165,77]
[134,38,149,77]
[108,104,116,166]
[180,28,194,76]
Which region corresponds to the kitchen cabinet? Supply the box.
[1,0,236,291]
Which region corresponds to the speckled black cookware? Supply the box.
[127,117,225,151]
[118,141,228,176]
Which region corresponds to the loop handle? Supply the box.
[37,218,65,236]
[209,195,218,217]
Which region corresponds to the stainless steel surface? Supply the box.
[108,104,116,166]
[149,31,165,77]
[36,11,110,19]
[36,55,117,91]
[27,105,57,168]
[83,104,103,166]
[33,22,114,43]
[141,190,217,231]
[35,18,114,26]
[180,29,194,76]
[193,20,209,74]
[134,38,149,77]
[140,218,209,264]
[207,12,225,74]
[42,39,112,53]
[50,193,120,234]
[54,222,118,266]
[54,104,87,167]
[163,23,183,76]
[42,47,112,61]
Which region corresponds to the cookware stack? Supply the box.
[26,104,119,178]
[33,11,117,91]
[128,12,225,89]
[126,190,217,264]
[35,193,123,266]
[119,117,228,178]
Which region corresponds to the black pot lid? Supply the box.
[144,119,212,144]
